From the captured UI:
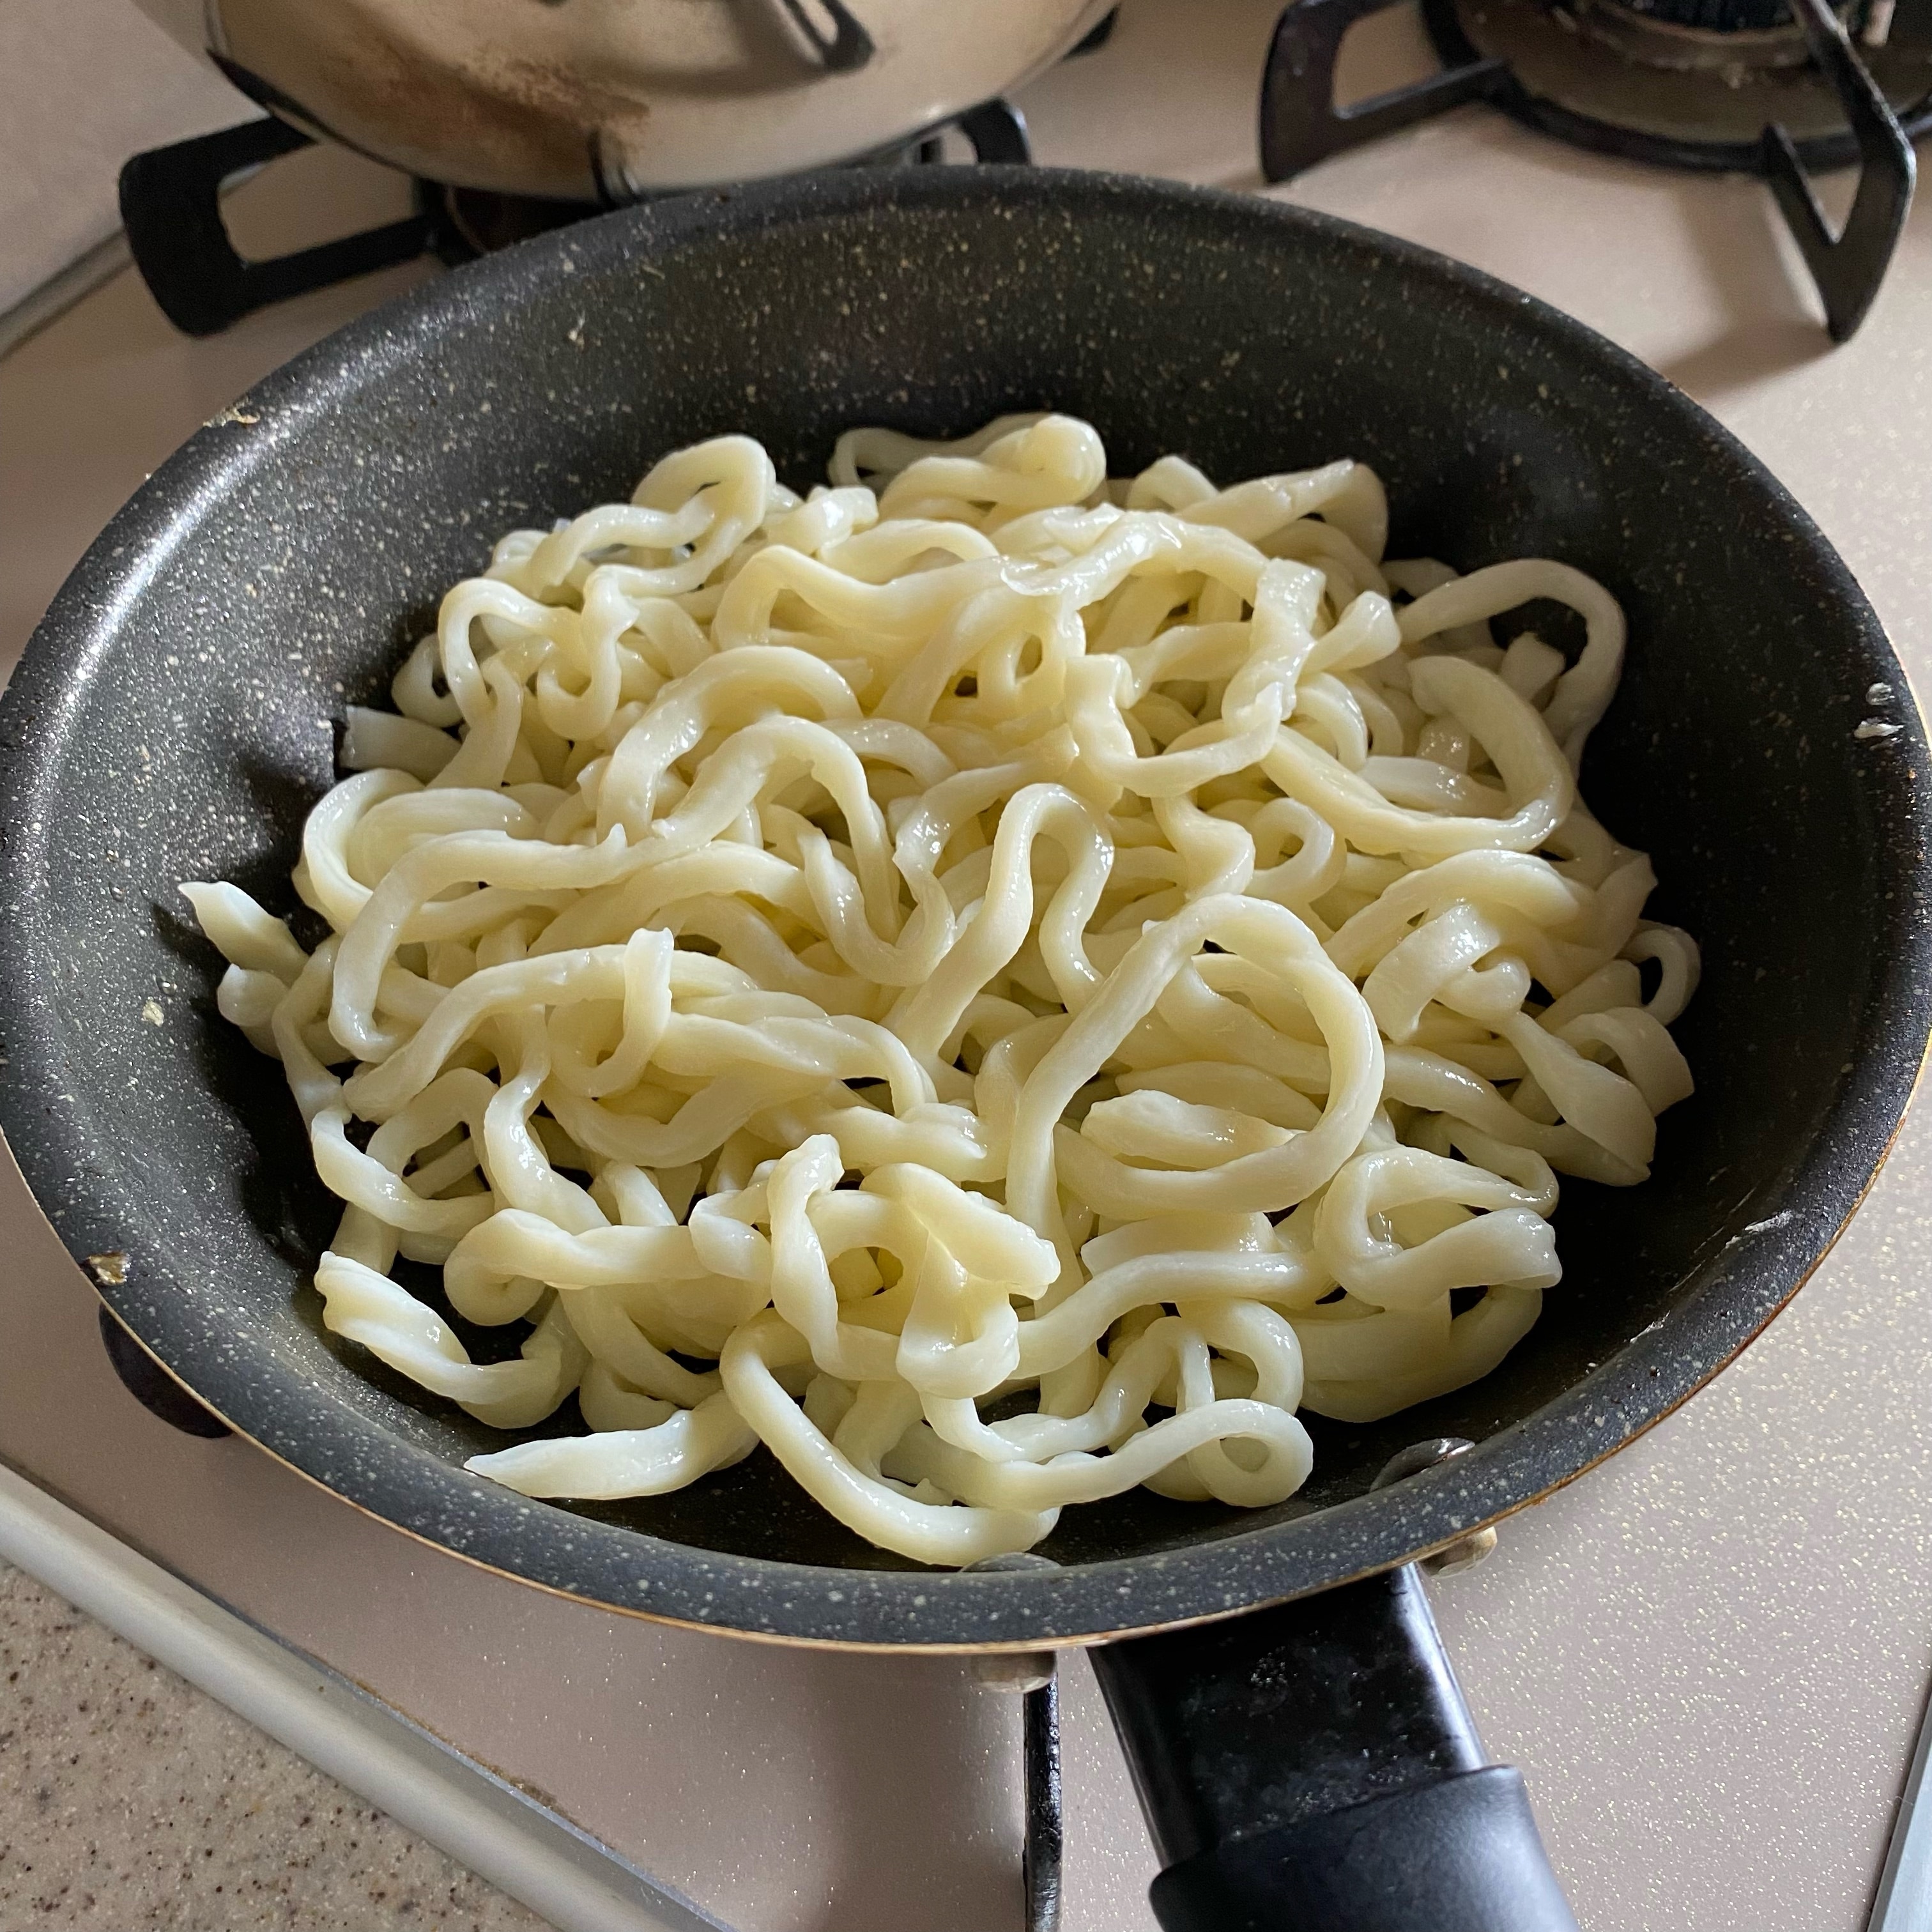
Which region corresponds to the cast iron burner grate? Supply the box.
[114,7,1133,339]
[117,93,1036,341]
[1262,0,1929,338]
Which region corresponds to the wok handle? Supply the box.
[1089,1564,1577,1932]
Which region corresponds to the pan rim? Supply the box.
[3,164,1928,1648]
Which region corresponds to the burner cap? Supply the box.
[1611,0,1795,29]
[1423,0,1932,168]
[424,185,593,265]
[1561,0,1820,74]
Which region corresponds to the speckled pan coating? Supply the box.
[1,169,1928,1648]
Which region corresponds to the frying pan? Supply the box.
[2,168,1928,1932]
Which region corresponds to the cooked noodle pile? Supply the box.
[185,415,1696,1564]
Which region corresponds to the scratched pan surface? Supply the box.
[0,169,1926,1648]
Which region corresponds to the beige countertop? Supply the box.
[0,1563,550,1930]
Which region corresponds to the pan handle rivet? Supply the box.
[965,1549,1061,1690]
[1374,1437,1499,1575]
[1423,1525,1499,1575]
[972,1651,1057,1692]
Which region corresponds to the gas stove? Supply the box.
[114,29,1064,339]
[1262,0,1930,335]
[6,2,1932,1929]
[114,0,1931,342]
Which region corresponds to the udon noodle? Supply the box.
[185,414,1696,1565]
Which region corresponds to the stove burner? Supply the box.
[425,183,594,265]
[1418,0,1932,162]
[1604,0,1803,34]
[119,98,1036,339]
[1262,0,1926,338]
[1564,0,1823,72]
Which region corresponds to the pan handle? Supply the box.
[1089,1559,1576,1931]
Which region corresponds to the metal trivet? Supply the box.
[116,96,1034,340]
[1261,0,1927,337]
[116,7,1121,339]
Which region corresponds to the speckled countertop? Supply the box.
[0,1565,550,1931]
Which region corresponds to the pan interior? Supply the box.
[1,174,1913,1588]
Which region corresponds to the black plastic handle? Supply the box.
[1091,1564,1577,1932]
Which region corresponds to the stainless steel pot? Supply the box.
[130,0,1112,201]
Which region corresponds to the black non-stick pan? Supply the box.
[3,169,1928,1931]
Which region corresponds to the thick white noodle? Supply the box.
[186,415,1696,1565]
